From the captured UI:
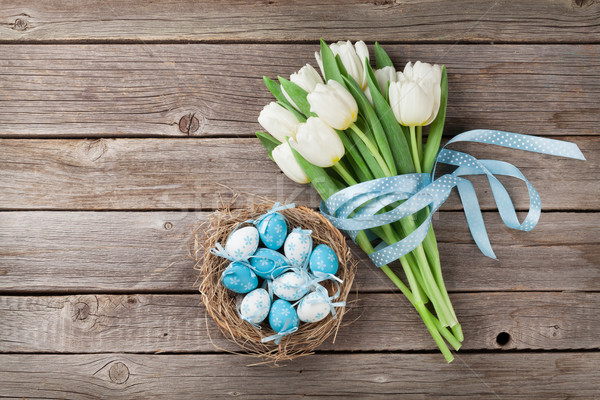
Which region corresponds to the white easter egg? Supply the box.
[240,288,271,324]
[225,226,259,260]
[283,229,313,266]
[272,271,310,301]
[297,291,330,323]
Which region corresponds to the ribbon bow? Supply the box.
[320,129,585,267]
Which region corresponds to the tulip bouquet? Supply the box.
[256,40,460,362]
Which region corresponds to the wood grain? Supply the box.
[0,44,598,137]
[1,1,598,43]
[0,211,597,293]
[0,352,598,399]
[0,137,595,211]
[1,292,598,353]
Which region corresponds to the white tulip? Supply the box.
[329,40,370,90]
[272,142,310,184]
[290,117,345,168]
[290,64,324,93]
[374,65,397,93]
[307,80,358,130]
[282,64,324,109]
[257,102,300,142]
[389,61,442,126]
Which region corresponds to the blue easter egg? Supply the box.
[309,244,339,276]
[258,213,288,250]
[221,261,258,294]
[269,299,299,333]
[249,248,289,279]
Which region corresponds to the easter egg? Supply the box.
[297,291,330,323]
[240,288,271,324]
[221,261,258,294]
[249,248,289,279]
[257,212,287,250]
[309,244,339,276]
[225,226,259,260]
[283,229,313,266]
[272,271,311,301]
[269,299,299,333]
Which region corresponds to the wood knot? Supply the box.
[13,17,28,31]
[179,113,200,134]
[73,302,90,320]
[109,362,130,384]
[163,221,173,230]
[573,0,594,7]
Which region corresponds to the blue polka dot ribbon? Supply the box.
[320,129,585,268]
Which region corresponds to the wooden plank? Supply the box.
[0,211,597,292]
[0,44,598,137]
[1,292,598,353]
[1,1,598,43]
[0,352,598,399]
[0,137,596,211]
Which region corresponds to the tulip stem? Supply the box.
[349,123,393,177]
[417,126,423,162]
[409,125,422,174]
[332,162,358,186]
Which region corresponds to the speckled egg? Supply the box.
[249,248,289,279]
[221,261,258,294]
[272,271,311,301]
[224,226,259,260]
[309,244,339,276]
[296,291,331,323]
[269,299,299,334]
[283,228,313,266]
[240,288,271,324]
[257,212,288,250]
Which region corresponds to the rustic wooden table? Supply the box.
[1,1,599,398]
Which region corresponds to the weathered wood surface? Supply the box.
[1,292,598,353]
[0,352,598,399]
[0,137,596,211]
[0,211,597,293]
[0,44,598,137]
[1,1,599,43]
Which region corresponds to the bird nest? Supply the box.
[189,200,357,363]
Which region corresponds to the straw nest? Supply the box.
[189,199,357,362]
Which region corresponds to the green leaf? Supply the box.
[374,42,394,69]
[337,130,373,182]
[335,54,349,78]
[342,74,397,176]
[364,60,415,174]
[263,76,291,106]
[422,66,448,174]
[350,118,385,179]
[278,77,312,116]
[255,131,281,162]
[319,39,345,87]
[289,141,340,200]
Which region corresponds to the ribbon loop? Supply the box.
[320,129,585,267]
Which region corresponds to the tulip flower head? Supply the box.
[289,117,345,168]
[315,40,370,90]
[374,65,397,94]
[307,80,358,131]
[389,61,442,127]
[282,64,324,109]
[258,102,301,142]
[272,142,310,184]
